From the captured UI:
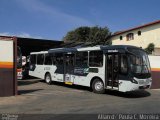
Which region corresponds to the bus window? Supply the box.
[30,54,36,64]
[37,54,44,65]
[75,52,88,67]
[120,54,128,74]
[55,53,63,65]
[44,54,52,65]
[89,51,103,67]
[65,54,74,66]
[52,56,56,65]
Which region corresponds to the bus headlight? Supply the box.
[148,78,152,82]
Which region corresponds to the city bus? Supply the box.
[29,45,152,93]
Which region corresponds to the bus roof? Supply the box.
[100,45,142,50]
[48,45,143,53]
[30,51,48,54]
[48,48,77,54]
[30,45,144,55]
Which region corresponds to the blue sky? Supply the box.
[0,0,160,40]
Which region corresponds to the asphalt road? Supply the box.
[0,79,160,120]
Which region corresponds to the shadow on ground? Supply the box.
[47,81,92,92]
[18,79,42,86]
[18,89,43,95]
[105,90,151,98]
[42,81,151,98]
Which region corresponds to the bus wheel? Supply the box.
[92,79,105,94]
[45,73,52,85]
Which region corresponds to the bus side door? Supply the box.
[106,54,120,89]
[64,53,75,85]
[54,53,64,82]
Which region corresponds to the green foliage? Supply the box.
[144,43,155,54]
[63,26,112,45]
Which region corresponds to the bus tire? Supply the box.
[92,79,105,94]
[45,73,52,85]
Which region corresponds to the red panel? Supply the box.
[151,71,160,89]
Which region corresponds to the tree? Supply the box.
[63,26,112,45]
[144,43,155,54]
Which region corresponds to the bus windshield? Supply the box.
[128,48,151,78]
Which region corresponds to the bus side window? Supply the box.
[44,54,52,65]
[120,55,128,74]
[37,54,44,65]
[30,54,36,65]
[75,52,88,67]
[52,56,56,65]
[55,53,63,65]
[89,51,103,67]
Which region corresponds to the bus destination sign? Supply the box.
[108,49,118,53]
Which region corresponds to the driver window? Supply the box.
[120,54,128,74]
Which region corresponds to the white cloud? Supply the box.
[15,0,93,26]
[0,32,10,36]
[0,32,43,39]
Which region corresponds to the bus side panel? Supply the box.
[29,65,45,79]
[44,65,64,82]
[29,65,39,79]
[73,76,90,87]
[73,68,105,87]
[36,65,45,79]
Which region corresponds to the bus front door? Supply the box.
[64,53,75,85]
[106,54,119,89]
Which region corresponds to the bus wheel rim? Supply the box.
[95,81,103,91]
[46,76,50,83]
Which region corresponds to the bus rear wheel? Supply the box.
[92,79,105,94]
[45,73,52,85]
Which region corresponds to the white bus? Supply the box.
[29,45,152,93]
